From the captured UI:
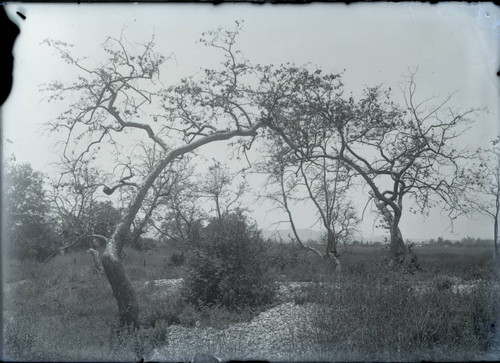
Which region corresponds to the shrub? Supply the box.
[182,212,275,310]
[169,252,186,267]
[141,299,183,328]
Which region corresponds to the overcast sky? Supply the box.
[3,3,500,240]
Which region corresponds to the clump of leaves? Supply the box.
[169,252,186,267]
[182,212,275,310]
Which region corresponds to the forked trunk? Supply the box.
[389,217,419,272]
[325,232,341,273]
[374,199,406,264]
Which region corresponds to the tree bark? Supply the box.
[325,231,341,273]
[102,156,171,326]
[494,214,499,264]
[131,197,158,248]
[101,125,262,326]
[390,218,406,263]
[374,199,406,263]
[102,245,139,326]
[330,254,342,273]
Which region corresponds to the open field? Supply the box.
[3,243,499,361]
[4,4,499,362]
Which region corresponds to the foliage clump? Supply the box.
[182,212,275,310]
[4,159,61,261]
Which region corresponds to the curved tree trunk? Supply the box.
[101,126,262,326]
[102,245,139,326]
[390,217,406,263]
[102,157,171,327]
[374,199,406,263]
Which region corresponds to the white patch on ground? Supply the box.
[150,302,322,361]
[143,278,184,298]
[145,277,500,360]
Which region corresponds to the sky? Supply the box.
[3,3,500,241]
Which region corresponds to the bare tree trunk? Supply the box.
[102,253,139,326]
[326,231,341,273]
[131,199,157,248]
[131,219,146,248]
[390,217,406,263]
[330,254,341,273]
[374,199,406,263]
[102,157,170,327]
[320,253,341,278]
[494,215,499,264]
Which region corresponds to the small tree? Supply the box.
[183,211,275,309]
[4,158,60,260]
[199,160,247,221]
[154,177,205,251]
[260,140,358,272]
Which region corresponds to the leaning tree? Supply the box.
[43,22,270,326]
[260,66,481,264]
[116,142,195,249]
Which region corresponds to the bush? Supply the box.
[182,212,275,310]
[4,160,63,261]
[169,252,186,267]
[9,224,62,261]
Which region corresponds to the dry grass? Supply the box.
[2,244,498,361]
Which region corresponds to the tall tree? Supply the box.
[43,22,270,325]
[471,136,500,263]
[261,67,480,264]
[260,140,358,272]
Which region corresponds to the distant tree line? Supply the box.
[425,237,494,248]
[3,157,125,261]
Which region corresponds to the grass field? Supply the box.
[3,242,499,361]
